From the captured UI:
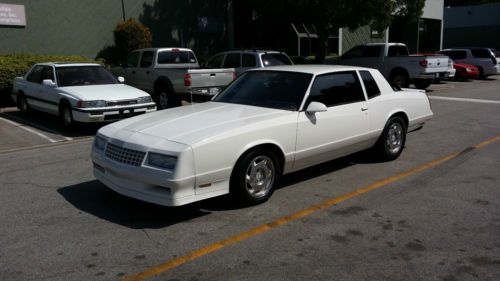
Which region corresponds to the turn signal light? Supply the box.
[419,60,428,67]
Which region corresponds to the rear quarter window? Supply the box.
[360,71,381,99]
[470,49,492,58]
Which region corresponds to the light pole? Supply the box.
[121,0,126,21]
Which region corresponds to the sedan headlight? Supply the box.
[93,135,107,151]
[146,152,177,171]
[77,100,107,108]
[138,96,153,103]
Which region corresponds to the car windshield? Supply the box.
[213,71,312,111]
[261,53,293,67]
[56,66,117,87]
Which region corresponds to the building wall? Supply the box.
[443,3,500,49]
[340,26,386,54]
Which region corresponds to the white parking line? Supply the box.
[428,96,500,104]
[0,116,69,143]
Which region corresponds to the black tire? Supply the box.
[373,116,407,161]
[59,102,74,129]
[413,79,433,90]
[389,71,410,89]
[230,149,281,205]
[477,66,489,79]
[17,93,30,114]
[156,83,180,109]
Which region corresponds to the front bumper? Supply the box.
[73,103,156,123]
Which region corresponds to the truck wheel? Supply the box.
[413,79,433,90]
[389,72,410,89]
[17,94,30,114]
[156,85,180,109]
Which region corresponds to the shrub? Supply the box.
[0,53,96,93]
[114,18,152,55]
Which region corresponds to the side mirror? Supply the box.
[117,76,125,83]
[42,79,56,87]
[305,102,327,113]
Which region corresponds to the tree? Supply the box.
[114,18,153,54]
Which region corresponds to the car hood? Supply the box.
[101,102,293,145]
[60,84,149,100]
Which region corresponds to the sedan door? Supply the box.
[294,71,370,170]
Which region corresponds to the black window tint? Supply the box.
[470,49,491,58]
[41,66,55,83]
[242,54,257,67]
[261,53,293,66]
[360,71,380,99]
[125,52,140,67]
[223,53,241,68]
[206,54,224,68]
[388,46,409,57]
[343,46,382,58]
[140,51,154,68]
[308,71,365,107]
[26,66,43,83]
[441,51,466,60]
[157,51,197,64]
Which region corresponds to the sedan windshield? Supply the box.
[213,71,312,111]
[56,66,117,87]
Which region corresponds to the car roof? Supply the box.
[35,62,102,67]
[134,47,194,52]
[219,49,284,55]
[247,65,374,75]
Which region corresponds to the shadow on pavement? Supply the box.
[57,180,211,229]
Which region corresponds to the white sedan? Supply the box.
[91,65,433,206]
[12,62,157,127]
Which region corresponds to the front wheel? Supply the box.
[17,94,30,113]
[230,149,281,205]
[60,103,74,129]
[373,116,407,161]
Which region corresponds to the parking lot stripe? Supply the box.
[122,136,500,281]
[428,96,500,104]
[0,113,73,141]
[0,116,60,143]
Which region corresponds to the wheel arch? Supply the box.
[233,141,286,175]
[153,76,174,94]
[386,110,409,131]
[389,67,410,79]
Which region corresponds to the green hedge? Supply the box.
[0,54,97,93]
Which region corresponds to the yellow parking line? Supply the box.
[122,136,500,281]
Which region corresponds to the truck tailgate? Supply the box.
[187,68,235,96]
[422,56,449,74]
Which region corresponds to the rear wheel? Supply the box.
[17,94,30,113]
[230,149,281,205]
[373,116,406,161]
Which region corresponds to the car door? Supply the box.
[37,66,59,114]
[135,50,155,91]
[222,53,242,75]
[122,51,141,88]
[23,65,44,109]
[294,71,370,170]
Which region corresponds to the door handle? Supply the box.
[361,107,368,111]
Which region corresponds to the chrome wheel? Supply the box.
[386,123,403,154]
[244,155,275,199]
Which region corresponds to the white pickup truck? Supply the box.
[111,48,235,109]
[334,43,452,89]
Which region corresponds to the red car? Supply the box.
[453,62,479,80]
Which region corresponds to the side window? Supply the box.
[223,53,241,68]
[140,51,154,68]
[470,49,490,58]
[360,71,381,99]
[40,66,55,83]
[125,52,140,67]
[308,71,365,107]
[26,66,44,83]
[242,54,257,67]
[388,46,409,57]
[206,54,224,68]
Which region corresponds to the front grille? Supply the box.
[104,111,145,120]
[107,99,138,107]
[105,143,145,166]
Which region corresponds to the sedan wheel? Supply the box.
[231,149,280,204]
[60,104,74,128]
[374,116,406,161]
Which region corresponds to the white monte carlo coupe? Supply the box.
[91,65,433,206]
[12,62,157,127]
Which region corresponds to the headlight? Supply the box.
[77,100,107,108]
[93,135,107,151]
[138,96,153,103]
[146,152,177,171]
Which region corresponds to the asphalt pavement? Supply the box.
[0,78,499,281]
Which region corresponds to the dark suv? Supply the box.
[438,47,500,78]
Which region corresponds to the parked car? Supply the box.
[333,43,452,89]
[438,48,500,78]
[111,48,235,109]
[91,65,433,207]
[12,62,156,128]
[453,62,479,80]
[205,49,293,76]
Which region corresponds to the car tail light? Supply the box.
[184,73,192,87]
[419,60,428,67]
[232,71,237,81]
